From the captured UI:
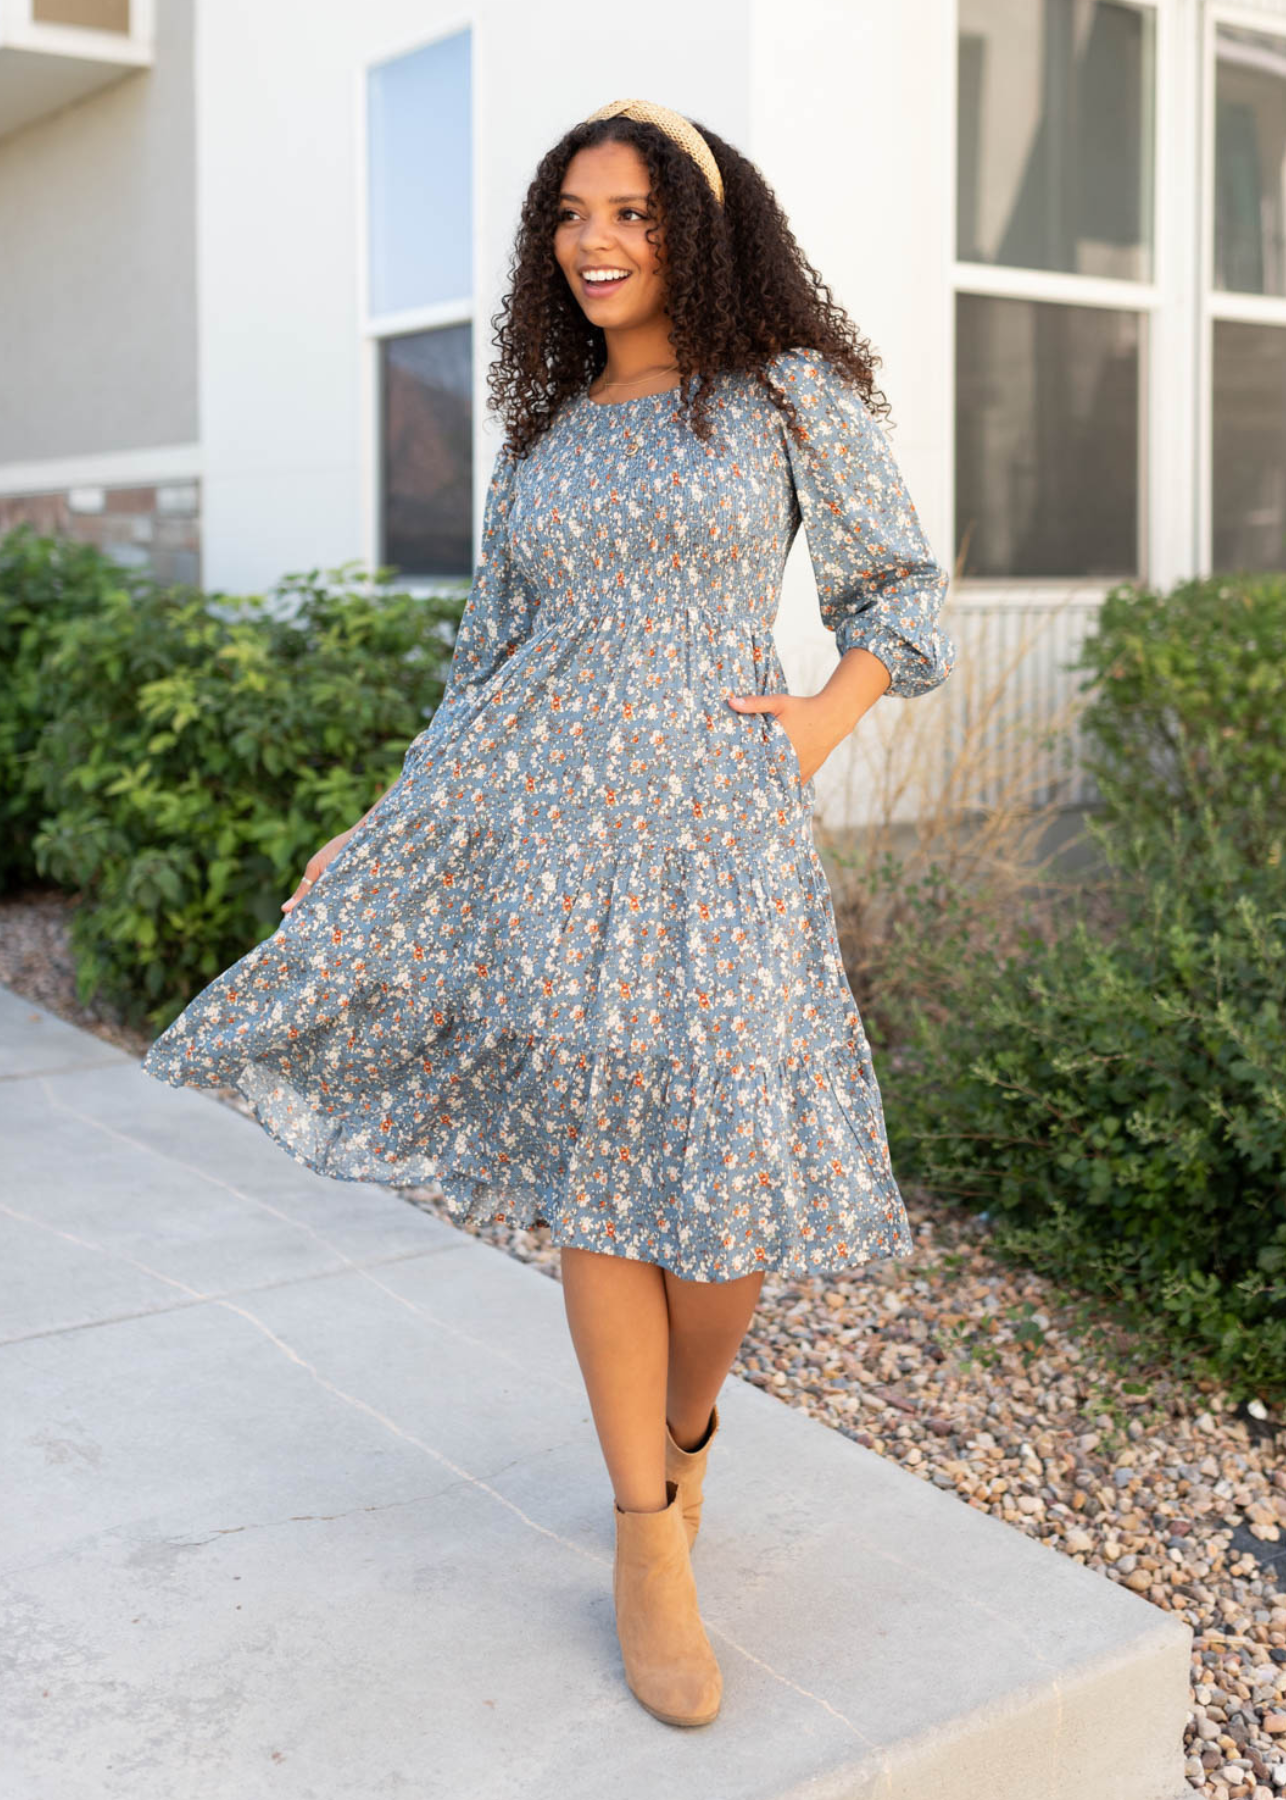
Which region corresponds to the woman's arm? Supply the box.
[728,347,955,781]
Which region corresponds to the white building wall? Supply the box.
[194,0,751,596]
[0,0,197,462]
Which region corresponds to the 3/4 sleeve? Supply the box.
[772,347,957,699]
[434,443,541,718]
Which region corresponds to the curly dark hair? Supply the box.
[486,112,891,458]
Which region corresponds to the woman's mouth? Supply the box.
[580,268,632,299]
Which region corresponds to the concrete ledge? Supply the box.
[0,985,133,1080]
[0,988,1192,1799]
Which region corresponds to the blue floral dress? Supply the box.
[142,347,956,1284]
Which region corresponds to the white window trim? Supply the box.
[1199,1,1286,573]
[354,17,475,594]
[953,262,1162,311]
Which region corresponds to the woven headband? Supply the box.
[583,98,724,206]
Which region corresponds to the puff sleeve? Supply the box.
[774,348,957,699]
[435,444,541,718]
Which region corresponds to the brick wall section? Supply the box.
[0,482,202,587]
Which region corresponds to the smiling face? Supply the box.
[554,139,669,331]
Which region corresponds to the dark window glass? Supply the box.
[955,292,1141,579]
[957,0,1155,281]
[1215,24,1286,298]
[32,0,130,28]
[380,323,472,580]
[1212,321,1286,572]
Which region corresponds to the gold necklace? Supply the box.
[590,360,680,394]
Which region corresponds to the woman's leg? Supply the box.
[663,1267,765,1449]
[559,1249,767,1502]
[560,1247,670,1513]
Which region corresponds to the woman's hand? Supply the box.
[280,776,401,915]
[726,691,848,784]
[728,650,894,782]
[281,828,357,914]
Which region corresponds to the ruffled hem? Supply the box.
[139,804,916,1283]
[142,1018,915,1284]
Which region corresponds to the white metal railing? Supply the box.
[938,593,1106,811]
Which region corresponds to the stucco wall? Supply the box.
[0,0,197,464]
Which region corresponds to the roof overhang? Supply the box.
[0,2,154,143]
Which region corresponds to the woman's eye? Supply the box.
[556,207,649,223]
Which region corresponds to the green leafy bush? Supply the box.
[880,571,1286,1401]
[1,529,464,1029]
[0,527,148,890]
[1072,572,1286,867]
[884,810,1285,1400]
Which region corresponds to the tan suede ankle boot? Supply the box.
[664,1403,720,1551]
[612,1477,722,1727]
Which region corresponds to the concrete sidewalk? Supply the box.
[0,985,1192,1799]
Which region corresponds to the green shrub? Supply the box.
[869,573,1286,1399]
[0,531,464,1029]
[0,526,153,890]
[1072,572,1286,867]
[883,807,1286,1402]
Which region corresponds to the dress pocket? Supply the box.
[763,708,803,792]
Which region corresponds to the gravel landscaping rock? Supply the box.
[4,889,1283,1797]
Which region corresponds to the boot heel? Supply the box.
[612,1478,722,1727]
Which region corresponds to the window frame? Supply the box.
[356,17,476,594]
[1199,1,1286,573]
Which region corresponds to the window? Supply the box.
[955,0,1157,580]
[364,28,473,580]
[1215,23,1286,299]
[1210,21,1286,573]
[956,294,1141,579]
[957,0,1154,281]
[380,323,473,579]
[367,30,472,318]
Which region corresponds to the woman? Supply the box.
[142,97,956,1730]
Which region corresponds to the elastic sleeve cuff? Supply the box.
[835,617,959,699]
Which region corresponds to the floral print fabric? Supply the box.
[142,348,957,1283]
